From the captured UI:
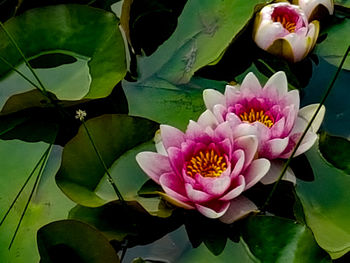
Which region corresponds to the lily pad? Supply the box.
[37,219,120,263]
[316,17,350,70]
[319,132,350,174]
[296,143,350,259]
[56,114,158,207]
[242,215,331,262]
[0,142,75,263]
[0,4,126,112]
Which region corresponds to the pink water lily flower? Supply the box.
[136,114,270,223]
[203,71,325,184]
[292,0,334,21]
[253,2,319,62]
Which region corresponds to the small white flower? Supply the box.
[75,109,87,121]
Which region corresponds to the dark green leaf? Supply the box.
[68,201,182,248]
[56,114,158,207]
[0,4,126,112]
[37,219,120,263]
[242,215,331,263]
[296,143,350,259]
[319,132,350,174]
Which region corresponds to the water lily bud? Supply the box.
[292,0,334,21]
[253,2,319,62]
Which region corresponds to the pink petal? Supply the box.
[167,147,185,176]
[264,71,288,97]
[197,110,218,129]
[213,104,228,123]
[240,72,262,95]
[154,130,167,156]
[194,168,232,196]
[203,89,225,111]
[244,158,271,190]
[298,104,325,132]
[230,149,245,178]
[195,200,230,219]
[185,121,212,144]
[214,122,233,142]
[219,175,245,201]
[234,135,258,169]
[231,123,257,139]
[260,159,296,185]
[224,84,240,106]
[159,172,190,203]
[219,196,258,224]
[260,137,289,159]
[270,117,286,138]
[136,152,172,184]
[185,183,213,203]
[160,125,185,149]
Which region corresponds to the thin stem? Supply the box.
[262,45,350,210]
[0,56,41,90]
[0,144,52,227]
[120,240,128,263]
[0,22,48,95]
[82,121,125,203]
[8,144,52,249]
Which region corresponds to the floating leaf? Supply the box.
[0,4,126,112]
[37,219,120,263]
[319,132,350,174]
[242,215,331,262]
[296,143,350,259]
[0,142,75,262]
[69,201,182,247]
[56,114,158,207]
[316,17,350,70]
[123,77,226,130]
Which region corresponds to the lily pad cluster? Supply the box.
[0,0,349,262]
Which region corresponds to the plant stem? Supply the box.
[0,55,41,90]
[262,45,350,211]
[0,144,51,227]
[0,22,48,95]
[82,121,125,203]
[8,144,52,249]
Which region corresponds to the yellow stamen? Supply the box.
[239,108,274,128]
[274,15,296,33]
[186,150,227,178]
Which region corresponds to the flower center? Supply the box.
[271,6,301,33]
[186,149,227,178]
[273,15,296,32]
[239,108,274,128]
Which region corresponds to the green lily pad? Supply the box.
[319,132,350,174]
[56,114,159,207]
[0,142,75,263]
[69,200,182,247]
[316,17,350,70]
[135,0,266,84]
[123,77,226,130]
[296,143,350,259]
[242,215,331,262]
[0,4,126,112]
[335,0,350,8]
[37,219,120,263]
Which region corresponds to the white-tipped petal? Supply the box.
[244,158,271,189]
[264,71,288,96]
[298,104,325,132]
[203,89,225,111]
[197,110,219,129]
[136,152,172,184]
[241,72,263,94]
[260,159,296,185]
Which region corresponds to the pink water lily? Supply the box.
[253,2,319,62]
[136,115,270,223]
[203,71,325,184]
[293,0,334,21]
